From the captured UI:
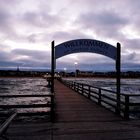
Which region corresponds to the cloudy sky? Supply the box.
[0,0,140,71]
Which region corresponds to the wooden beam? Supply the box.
[0,104,51,109]
[0,112,17,137]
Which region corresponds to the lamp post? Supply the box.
[74,62,78,77]
[64,67,67,77]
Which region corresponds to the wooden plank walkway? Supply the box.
[2,80,140,140]
[53,80,140,140]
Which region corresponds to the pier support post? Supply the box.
[50,41,55,122]
[116,43,121,114]
[124,95,129,119]
[51,41,55,93]
[50,94,55,122]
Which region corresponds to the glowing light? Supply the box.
[74,62,78,65]
[64,67,67,71]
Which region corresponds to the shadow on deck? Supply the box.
[53,80,140,140]
[2,80,140,140]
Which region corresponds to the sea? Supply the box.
[0,77,139,121]
[70,78,140,95]
[66,77,140,118]
[0,77,51,121]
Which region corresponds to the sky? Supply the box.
[0,0,140,71]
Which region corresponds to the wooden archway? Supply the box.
[51,39,121,114]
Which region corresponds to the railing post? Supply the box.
[71,81,73,89]
[50,94,55,122]
[74,82,76,90]
[81,84,84,95]
[75,82,77,91]
[115,96,121,115]
[124,95,129,119]
[69,81,72,88]
[76,83,78,92]
[98,89,101,105]
[0,112,17,137]
[72,81,74,89]
[88,86,91,99]
[77,83,79,92]
[51,41,55,94]
[116,43,121,115]
[70,81,72,88]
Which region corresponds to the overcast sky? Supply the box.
[0,0,140,71]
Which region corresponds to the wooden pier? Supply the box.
[52,80,140,140]
[1,80,140,140]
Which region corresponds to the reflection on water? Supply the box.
[0,78,50,95]
[70,78,140,94]
[66,78,140,118]
[0,78,51,120]
[1,77,140,121]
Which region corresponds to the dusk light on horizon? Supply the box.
[0,0,140,71]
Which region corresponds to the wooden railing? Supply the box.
[60,79,140,119]
[0,94,55,122]
[0,112,17,138]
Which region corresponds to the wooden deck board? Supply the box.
[3,80,140,140]
[6,122,52,140]
[53,80,140,140]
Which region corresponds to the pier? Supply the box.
[1,79,140,140]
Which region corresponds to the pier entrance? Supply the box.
[51,39,121,113]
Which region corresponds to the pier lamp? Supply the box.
[64,67,67,77]
[74,62,78,77]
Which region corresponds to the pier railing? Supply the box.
[59,79,140,119]
[0,94,54,122]
[0,112,17,138]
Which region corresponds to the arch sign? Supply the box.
[55,39,117,60]
[51,39,121,114]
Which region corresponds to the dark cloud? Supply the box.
[0,44,13,60]
[53,31,91,43]
[0,61,21,68]
[27,33,52,44]
[0,9,14,35]
[75,11,129,38]
[123,39,140,51]
[0,0,139,71]
[79,62,116,71]
[122,52,137,62]
[0,44,51,68]
[121,52,140,69]
[27,34,37,43]
[11,48,51,69]
[56,52,115,71]
[12,49,51,62]
[127,52,136,60]
[56,60,116,72]
[21,2,64,30]
[22,12,54,27]
[0,0,63,43]
[0,44,24,68]
[0,1,23,41]
[121,63,140,71]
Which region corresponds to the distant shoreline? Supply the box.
[0,69,139,79]
[0,76,43,78]
[63,76,140,79]
[0,76,139,79]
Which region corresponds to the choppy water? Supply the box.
[66,78,140,118]
[0,77,140,121]
[0,78,51,120]
[71,78,140,94]
[0,77,50,95]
